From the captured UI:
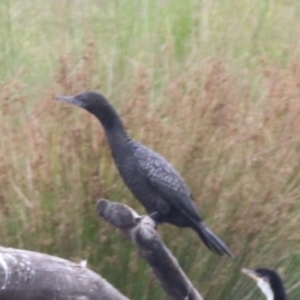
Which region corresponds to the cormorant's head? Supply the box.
[242,268,286,300]
[56,91,109,112]
[56,92,122,131]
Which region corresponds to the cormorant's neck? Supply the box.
[258,280,274,300]
[273,282,287,300]
[259,283,286,300]
[274,292,287,300]
[90,106,130,154]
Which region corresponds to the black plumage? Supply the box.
[56,91,233,257]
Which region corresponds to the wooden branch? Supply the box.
[0,246,129,300]
[97,199,204,300]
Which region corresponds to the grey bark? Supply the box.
[97,199,204,300]
[0,246,129,300]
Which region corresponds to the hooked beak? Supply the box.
[242,268,259,281]
[55,95,84,107]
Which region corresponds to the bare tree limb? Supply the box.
[97,199,204,300]
[0,246,129,300]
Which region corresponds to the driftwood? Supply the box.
[0,199,204,300]
[97,199,204,300]
[0,246,129,300]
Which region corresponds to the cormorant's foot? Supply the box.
[149,211,160,221]
[149,212,161,229]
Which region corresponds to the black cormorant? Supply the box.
[56,91,233,257]
[242,268,287,300]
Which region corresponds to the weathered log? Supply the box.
[0,246,129,300]
[97,199,204,300]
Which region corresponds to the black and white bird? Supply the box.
[242,268,287,300]
[56,91,233,257]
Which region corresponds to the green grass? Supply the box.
[1,0,300,299]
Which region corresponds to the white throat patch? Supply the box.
[257,278,274,300]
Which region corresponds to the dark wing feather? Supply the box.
[133,142,202,222]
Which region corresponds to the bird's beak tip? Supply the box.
[55,95,85,107]
[242,268,259,281]
[55,95,72,102]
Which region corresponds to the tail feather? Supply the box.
[194,222,234,258]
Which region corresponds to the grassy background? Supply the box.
[1,0,300,299]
